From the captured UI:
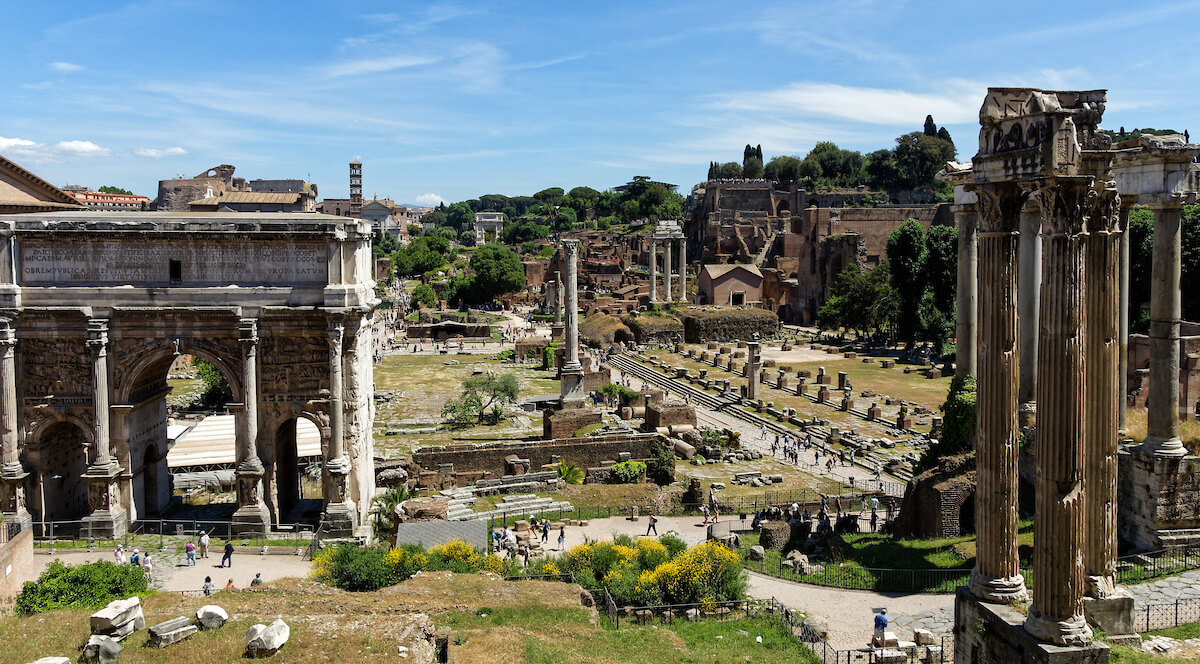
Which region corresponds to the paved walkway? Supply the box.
[30,546,314,593]
[1125,570,1200,605]
[747,570,954,651]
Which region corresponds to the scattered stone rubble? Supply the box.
[244,619,291,658]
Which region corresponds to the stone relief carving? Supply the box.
[20,338,92,398]
[260,335,329,399]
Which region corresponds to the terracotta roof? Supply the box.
[0,153,85,211]
[700,263,762,280]
[190,191,301,205]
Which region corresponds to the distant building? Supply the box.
[361,198,413,243]
[319,198,353,216]
[188,189,316,212]
[154,164,244,211]
[698,264,763,306]
[0,153,85,214]
[349,160,363,217]
[474,211,504,243]
[62,186,150,211]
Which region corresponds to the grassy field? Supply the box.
[1124,409,1200,448]
[371,353,558,456]
[0,573,821,664]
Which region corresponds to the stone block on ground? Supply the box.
[245,619,290,658]
[913,628,935,645]
[924,645,944,662]
[90,596,143,634]
[27,659,72,664]
[747,545,765,561]
[149,617,198,647]
[685,608,700,621]
[82,635,122,664]
[196,605,229,630]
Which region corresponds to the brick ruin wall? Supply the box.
[412,434,662,479]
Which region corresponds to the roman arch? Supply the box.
[0,211,377,537]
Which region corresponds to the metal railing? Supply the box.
[1137,597,1200,632]
[27,518,317,552]
[1118,542,1200,585]
[766,597,954,664]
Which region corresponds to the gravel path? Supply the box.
[747,570,954,651]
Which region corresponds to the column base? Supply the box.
[1,463,31,529]
[81,510,128,539]
[969,568,1029,604]
[232,502,270,536]
[1025,609,1093,647]
[234,462,270,536]
[322,501,358,537]
[1084,573,1118,600]
[550,324,564,341]
[1140,436,1188,457]
[955,587,1109,664]
[560,365,585,404]
[83,461,127,538]
[1083,592,1136,637]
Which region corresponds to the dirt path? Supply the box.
[29,548,314,593]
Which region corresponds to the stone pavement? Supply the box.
[1124,570,1200,605]
[747,570,954,651]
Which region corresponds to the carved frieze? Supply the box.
[260,335,330,400]
[20,338,92,400]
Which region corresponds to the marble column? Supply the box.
[1018,205,1042,429]
[233,318,269,533]
[1084,182,1121,599]
[82,319,126,536]
[1118,205,1131,431]
[968,184,1028,604]
[678,239,688,303]
[746,342,760,402]
[323,318,356,533]
[649,240,658,304]
[1024,179,1092,646]
[553,271,563,326]
[560,240,585,403]
[0,318,30,528]
[954,204,979,378]
[664,240,674,302]
[1140,203,1187,456]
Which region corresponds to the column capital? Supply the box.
[238,317,259,345]
[562,238,580,256]
[972,182,1027,234]
[328,319,345,353]
[0,323,13,347]
[86,318,108,354]
[1085,179,1121,235]
[1024,176,1094,237]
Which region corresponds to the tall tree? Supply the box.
[764,155,803,185]
[886,219,929,346]
[892,132,957,190]
[923,114,938,137]
[936,126,954,148]
[743,156,764,179]
[533,187,564,206]
[925,224,958,316]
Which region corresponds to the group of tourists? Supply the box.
[493,518,567,566]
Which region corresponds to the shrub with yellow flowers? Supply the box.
[634,537,669,570]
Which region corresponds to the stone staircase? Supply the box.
[445,492,575,522]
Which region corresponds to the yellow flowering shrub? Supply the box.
[634,537,669,570]
[540,562,561,576]
[311,549,334,583]
[482,554,510,576]
[564,543,594,574]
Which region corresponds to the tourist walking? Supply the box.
[199,529,210,558]
[700,504,710,525]
[185,540,196,566]
[557,525,566,551]
[130,548,140,567]
[645,512,658,536]
[113,545,125,566]
[142,553,153,581]
[541,521,550,543]
[221,540,234,568]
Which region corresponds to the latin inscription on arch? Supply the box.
[19,239,328,286]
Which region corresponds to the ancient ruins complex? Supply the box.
[0,212,378,536]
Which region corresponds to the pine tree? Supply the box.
[937,126,954,147]
[923,115,938,137]
[755,144,763,160]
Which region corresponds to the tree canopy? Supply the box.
[98,185,134,195]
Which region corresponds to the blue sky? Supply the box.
[2,1,1198,205]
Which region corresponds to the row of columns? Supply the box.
[968,174,1125,646]
[648,238,687,303]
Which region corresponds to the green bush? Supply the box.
[645,439,676,485]
[916,374,976,473]
[610,460,646,484]
[598,382,640,407]
[659,533,687,558]
[16,560,149,615]
[327,545,394,592]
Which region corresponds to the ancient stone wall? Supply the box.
[621,314,684,344]
[896,454,976,539]
[644,403,697,431]
[0,527,34,600]
[1118,450,1200,550]
[412,434,662,479]
[679,307,779,343]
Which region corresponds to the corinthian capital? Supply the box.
[1027,177,1094,237]
[973,183,1027,234]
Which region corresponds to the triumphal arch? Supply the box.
[0,212,377,536]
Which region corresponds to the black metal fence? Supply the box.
[1118,542,1200,585]
[766,597,953,664]
[1136,597,1200,633]
[26,518,319,553]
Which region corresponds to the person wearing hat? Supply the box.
[873,608,888,646]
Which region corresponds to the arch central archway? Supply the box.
[273,416,324,524]
[38,422,91,523]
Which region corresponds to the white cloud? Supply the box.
[322,55,435,78]
[0,136,111,164]
[49,61,82,72]
[415,193,445,206]
[709,81,986,127]
[132,146,188,158]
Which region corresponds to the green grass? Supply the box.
[1147,622,1200,640]
[1111,645,1200,663]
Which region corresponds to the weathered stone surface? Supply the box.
[89,597,142,634]
[149,617,198,647]
[398,496,449,522]
[196,604,229,630]
[913,628,935,645]
[758,521,791,550]
[27,658,72,664]
[747,545,765,561]
[82,635,122,664]
[685,608,700,621]
[244,619,290,657]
